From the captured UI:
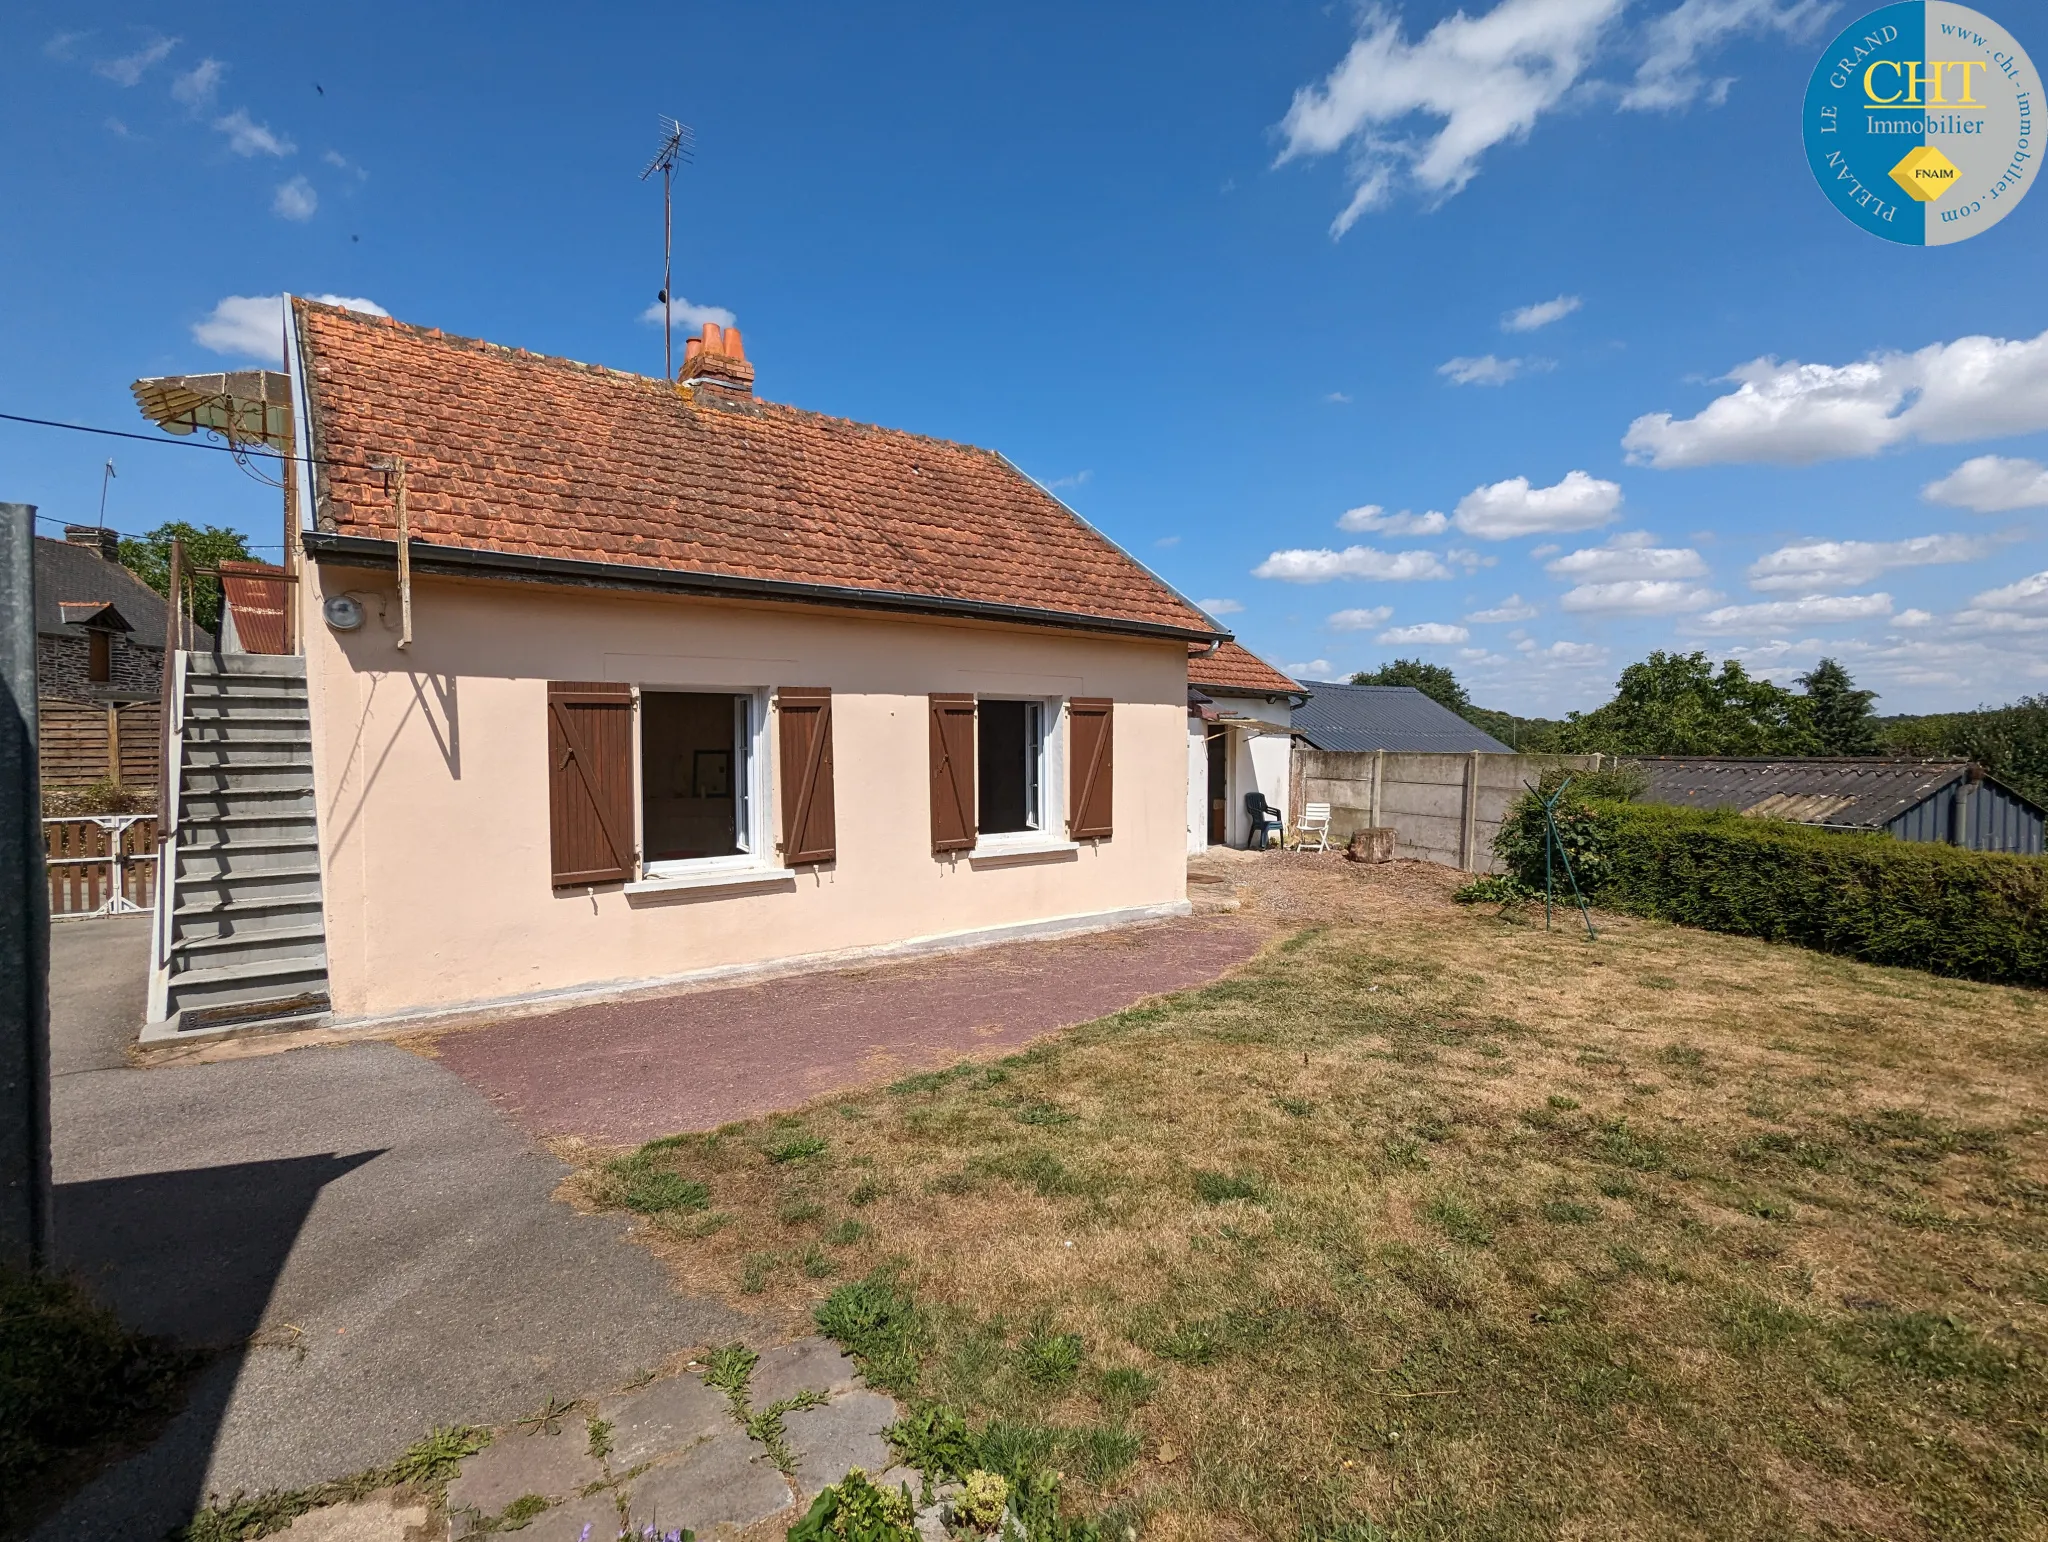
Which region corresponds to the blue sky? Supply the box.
[5,0,2045,714]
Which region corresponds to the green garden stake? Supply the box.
[1532,777,1598,941]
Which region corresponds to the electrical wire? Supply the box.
[0,409,376,475]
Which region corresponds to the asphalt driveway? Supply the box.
[36,917,752,1540]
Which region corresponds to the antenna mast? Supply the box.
[639,116,695,381]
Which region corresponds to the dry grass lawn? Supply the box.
[567,853,2048,1541]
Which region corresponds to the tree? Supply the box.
[1881,695,2048,809]
[1350,658,1470,715]
[118,522,255,636]
[1551,651,1821,757]
[1797,658,1879,754]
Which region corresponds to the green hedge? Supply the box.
[1499,798,2048,986]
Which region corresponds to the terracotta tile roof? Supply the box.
[293,300,1219,639]
[1188,640,1299,697]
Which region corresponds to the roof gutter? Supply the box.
[300,532,1231,645]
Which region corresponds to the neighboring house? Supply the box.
[143,299,1229,1033]
[1637,757,2044,855]
[1293,682,1512,755]
[1186,641,1304,851]
[33,527,195,793]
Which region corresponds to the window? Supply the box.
[976,698,1047,837]
[638,690,761,873]
[87,630,111,683]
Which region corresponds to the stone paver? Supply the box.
[445,1419,601,1517]
[625,1429,795,1535]
[276,1491,427,1542]
[433,917,1264,1141]
[500,1491,622,1542]
[748,1339,860,1408]
[784,1392,899,1499]
[599,1373,731,1470]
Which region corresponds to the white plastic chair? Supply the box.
[1295,802,1332,852]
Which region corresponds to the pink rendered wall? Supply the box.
[301,564,1190,1022]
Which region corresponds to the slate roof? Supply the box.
[1187,641,1301,698]
[293,300,1220,641]
[33,536,177,643]
[1293,682,1512,753]
[1633,757,2023,830]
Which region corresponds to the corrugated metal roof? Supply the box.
[1293,682,1512,753]
[1636,757,1975,829]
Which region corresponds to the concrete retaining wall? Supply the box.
[1298,749,1601,871]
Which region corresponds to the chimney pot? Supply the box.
[722,327,744,361]
[683,336,703,363]
[700,321,724,354]
[64,525,120,563]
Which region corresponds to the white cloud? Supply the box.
[1276,0,1627,232]
[1560,579,1720,613]
[1439,353,1553,386]
[1895,608,1935,627]
[1747,533,1993,592]
[1337,504,1449,535]
[1623,327,2048,468]
[1253,545,1454,582]
[1693,593,1895,632]
[1967,570,2048,615]
[1154,535,1181,549]
[1288,659,1337,678]
[93,35,176,87]
[272,176,317,221]
[1922,455,2048,513]
[44,32,88,61]
[1328,606,1395,631]
[172,57,223,107]
[1045,470,1093,492]
[1503,294,1581,332]
[1447,546,1498,572]
[1516,638,1607,661]
[1543,530,1708,580]
[1452,469,1622,539]
[1325,390,1353,403]
[1378,621,1471,645]
[1465,594,1540,622]
[1622,0,1831,111]
[1197,597,1246,616]
[216,108,294,157]
[639,296,738,335]
[193,293,387,363]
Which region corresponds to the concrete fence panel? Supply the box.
[1299,748,1599,871]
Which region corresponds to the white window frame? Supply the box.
[633,684,776,881]
[973,695,1066,853]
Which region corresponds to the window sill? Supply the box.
[625,866,798,897]
[967,840,1081,868]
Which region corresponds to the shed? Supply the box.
[1635,757,2044,856]
[1186,641,1303,851]
[1293,682,1510,754]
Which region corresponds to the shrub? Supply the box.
[1495,793,2048,986]
[786,1467,917,1541]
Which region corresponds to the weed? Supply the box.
[802,1245,839,1279]
[974,1148,1100,1199]
[1546,1093,1581,1111]
[1423,1193,1493,1246]
[1063,1422,1141,1483]
[748,1388,830,1473]
[1150,1321,1223,1366]
[849,1178,885,1207]
[1017,1323,1085,1389]
[585,1416,613,1463]
[1095,1367,1158,1419]
[1193,1170,1265,1204]
[1381,1136,1428,1171]
[740,1254,776,1294]
[1659,1043,1707,1070]
[815,1271,928,1397]
[1542,1199,1600,1224]
[786,1466,917,1541]
[177,1425,490,1541]
[705,1342,758,1403]
[824,1218,870,1246]
[512,1397,576,1438]
[1595,1173,1641,1200]
[1835,1311,2016,1382]
[885,1403,977,1480]
[1014,1102,1077,1127]
[617,1170,710,1216]
[766,1134,829,1163]
[1595,1118,1667,1171]
[495,1493,548,1529]
[1276,1095,1316,1116]
[1718,1295,1812,1353]
[778,1196,825,1226]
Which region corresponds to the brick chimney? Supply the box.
[678,321,754,397]
[65,525,120,563]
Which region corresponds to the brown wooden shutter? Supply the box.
[1067,697,1114,840]
[547,681,635,887]
[929,693,977,853]
[776,687,837,866]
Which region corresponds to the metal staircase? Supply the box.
[147,652,331,1033]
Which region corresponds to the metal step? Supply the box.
[164,955,331,1018]
[179,764,313,796]
[172,925,327,974]
[177,811,320,846]
[169,893,324,942]
[183,738,312,768]
[176,837,321,878]
[182,708,309,734]
[173,864,322,910]
[186,654,306,678]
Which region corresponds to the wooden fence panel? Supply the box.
[37,698,162,791]
[45,816,158,916]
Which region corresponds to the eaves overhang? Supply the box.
[301,531,1232,646]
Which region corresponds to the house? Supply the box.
[33,527,192,794]
[141,300,1230,1034]
[1186,641,1303,850]
[1636,757,2044,855]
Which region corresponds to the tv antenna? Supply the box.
[639,115,695,381]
